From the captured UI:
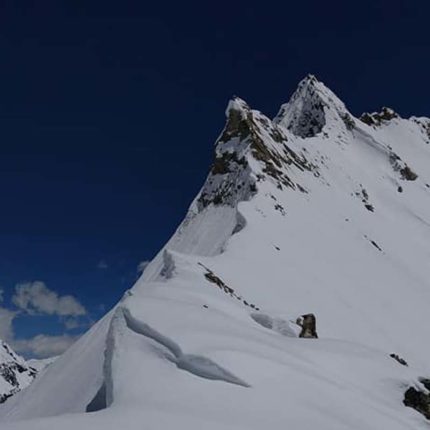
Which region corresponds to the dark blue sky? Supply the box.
[1,0,429,350]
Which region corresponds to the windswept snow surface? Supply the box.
[2,76,430,429]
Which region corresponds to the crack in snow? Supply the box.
[122,307,250,388]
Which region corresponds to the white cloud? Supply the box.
[0,307,17,341]
[137,260,150,274]
[97,260,108,270]
[0,284,94,359]
[12,334,78,358]
[63,318,81,330]
[12,281,87,317]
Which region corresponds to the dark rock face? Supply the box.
[0,363,19,386]
[196,99,256,210]
[421,379,430,391]
[197,97,312,210]
[360,107,399,127]
[404,380,430,420]
[389,353,408,366]
[297,313,318,339]
[341,113,355,131]
[411,117,430,144]
[198,262,260,311]
[0,389,18,404]
[0,361,36,404]
[277,76,327,138]
[389,153,418,182]
[356,187,375,212]
[399,165,418,181]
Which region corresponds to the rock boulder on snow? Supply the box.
[297,313,318,339]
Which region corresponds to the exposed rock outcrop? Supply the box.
[404,378,430,420]
[389,353,408,366]
[297,313,318,339]
[360,107,399,127]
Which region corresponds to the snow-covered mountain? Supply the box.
[1,75,430,429]
[0,340,36,404]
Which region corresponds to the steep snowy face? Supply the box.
[2,76,430,430]
[0,341,36,404]
[274,74,354,137]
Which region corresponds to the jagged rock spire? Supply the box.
[274,75,353,137]
[196,95,312,210]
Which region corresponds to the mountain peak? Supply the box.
[302,73,319,84]
[219,96,253,145]
[274,75,352,138]
[360,106,400,127]
[194,94,313,210]
[226,96,250,115]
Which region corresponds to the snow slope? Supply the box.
[1,75,430,429]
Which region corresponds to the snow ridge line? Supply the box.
[121,307,250,388]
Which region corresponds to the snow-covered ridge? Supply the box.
[1,75,430,429]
